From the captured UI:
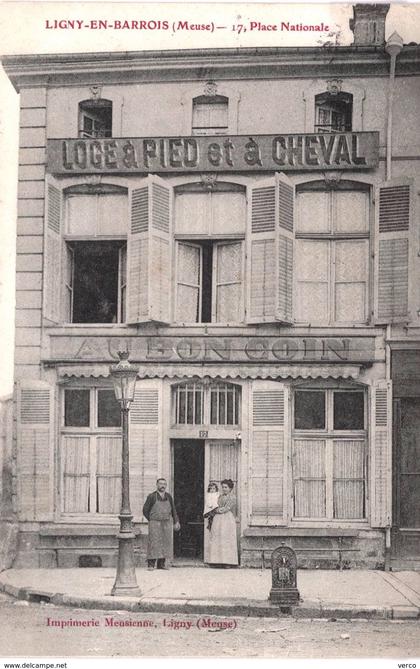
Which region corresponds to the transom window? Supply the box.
[292,389,367,520]
[173,382,241,426]
[295,184,370,324]
[61,387,121,515]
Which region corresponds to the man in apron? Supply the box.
[143,478,180,570]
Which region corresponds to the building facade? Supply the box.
[2,4,420,569]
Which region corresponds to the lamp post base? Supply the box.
[111,533,141,597]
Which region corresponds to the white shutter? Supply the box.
[374,179,413,323]
[129,382,160,522]
[249,380,289,525]
[17,380,55,521]
[44,183,62,323]
[370,380,392,528]
[277,173,294,323]
[248,173,294,324]
[127,176,172,324]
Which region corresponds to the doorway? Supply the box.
[172,439,205,558]
[392,398,420,564]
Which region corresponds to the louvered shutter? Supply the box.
[17,380,55,521]
[374,179,413,323]
[44,182,62,323]
[277,173,294,323]
[129,382,160,521]
[127,176,172,324]
[249,381,288,525]
[248,173,294,324]
[370,380,392,527]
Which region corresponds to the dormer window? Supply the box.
[315,92,353,133]
[192,95,228,135]
[79,99,112,138]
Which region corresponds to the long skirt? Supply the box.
[147,519,173,559]
[206,511,238,565]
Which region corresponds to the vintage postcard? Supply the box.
[0,0,420,666]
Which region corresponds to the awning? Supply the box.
[56,363,363,381]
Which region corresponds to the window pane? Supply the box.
[67,195,97,235]
[96,435,121,513]
[72,242,120,323]
[62,435,90,512]
[333,439,365,518]
[175,192,208,234]
[333,392,364,430]
[335,191,369,233]
[292,439,326,517]
[296,240,329,322]
[212,192,246,234]
[295,391,325,429]
[64,389,90,427]
[296,191,330,233]
[97,389,121,428]
[335,240,367,322]
[97,194,127,235]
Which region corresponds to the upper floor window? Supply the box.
[315,92,353,133]
[192,95,228,135]
[79,99,112,138]
[174,184,245,323]
[62,186,128,324]
[295,183,370,325]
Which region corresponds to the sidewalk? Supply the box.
[1,567,419,620]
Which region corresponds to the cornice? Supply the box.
[2,45,420,91]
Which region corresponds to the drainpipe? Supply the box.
[385,32,404,180]
[384,32,403,566]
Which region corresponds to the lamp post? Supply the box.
[109,350,141,596]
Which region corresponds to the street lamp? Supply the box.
[109,350,141,596]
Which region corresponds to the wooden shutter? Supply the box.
[127,175,172,324]
[374,179,413,323]
[249,380,288,525]
[129,382,160,521]
[17,380,55,521]
[277,173,294,323]
[370,380,392,527]
[248,173,294,324]
[44,182,62,323]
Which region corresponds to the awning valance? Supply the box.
[56,363,363,381]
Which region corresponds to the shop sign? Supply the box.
[47,132,379,174]
[48,335,379,364]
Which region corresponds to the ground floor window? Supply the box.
[292,388,366,519]
[61,387,121,514]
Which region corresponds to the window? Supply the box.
[66,241,126,323]
[79,99,112,138]
[63,187,128,324]
[61,387,121,514]
[174,185,246,323]
[315,92,352,133]
[292,388,367,520]
[295,184,370,324]
[192,95,228,135]
[173,382,241,426]
[176,240,243,323]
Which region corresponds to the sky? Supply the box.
[0,0,420,396]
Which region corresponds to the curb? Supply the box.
[1,578,417,619]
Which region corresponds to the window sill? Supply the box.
[244,526,367,537]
